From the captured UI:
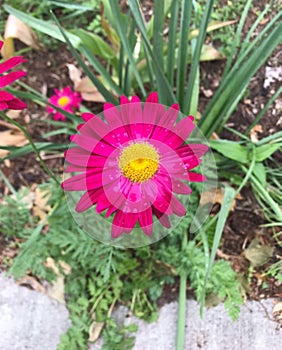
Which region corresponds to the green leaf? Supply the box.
[75,29,115,61]
[209,140,249,163]
[253,163,266,187]
[254,143,281,162]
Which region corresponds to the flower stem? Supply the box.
[0,111,59,185]
[176,231,188,350]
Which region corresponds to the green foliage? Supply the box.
[0,188,32,238]
[101,319,137,350]
[2,179,244,348]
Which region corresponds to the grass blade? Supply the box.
[128,0,175,104]
[109,0,146,96]
[198,18,282,137]
[153,0,166,101]
[167,0,179,86]
[222,0,252,78]
[199,186,236,315]
[176,0,192,108]
[183,0,215,115]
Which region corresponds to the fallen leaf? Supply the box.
[6,109,22,120]
[0,129,28,158]
[273,302,282,323]
[2,15,41,58]
[88,299,116,342]
[67,64,105,102]
[200,44,225,61]
[44,257,71,304]
[17,275,46,294]
[89,321,105,343]
[200,187,241,211]
[201,88,213,98]
[243,237,274,267]
[66,63,82,89]
[76,77,105,102]
[249,124,263,143]
[33,186,51,222]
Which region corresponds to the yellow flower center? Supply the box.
[119,143,159,183]
[58,96,70,107]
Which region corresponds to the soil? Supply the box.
[0,2,281,304]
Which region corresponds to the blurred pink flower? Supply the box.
[0,41,27,110]
[47,86,81,121]
[62,92,208,238]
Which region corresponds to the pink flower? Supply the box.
[62,92,208,238]
[0,41,27,110]
[47,86,81,121]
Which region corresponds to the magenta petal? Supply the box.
[0,90,15,101]
[154,209,171,228]
[83,114,110,138]
[81,112,96,122]
[103,103,122,127]
[75,190,100,212]
[0,101,8,110]
[139,208,153,236]
[130,95,140,103]
[170,195,186,216]
[96,192,112,213]
[0,71,26,88]
[120,95,129,104]
[65,164,86,173]
[0,56,25,75]
[112,211,138,237]
[176,144,208,158]
[187,172,206,182]
[145,92,158,103]
[158,104,179,128]
[172,116,195,140]
[143,103,164,129]
[6,98,26,110]
[62,172,100,191]
[171,178,192,194]
[65,148,105,168]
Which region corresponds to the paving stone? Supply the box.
[89,299,281,350]
[1,272,280,350]
[0,273,70,350]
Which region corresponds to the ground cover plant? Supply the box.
[0,0,281,349]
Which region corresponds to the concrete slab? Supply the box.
[0,272,280,350]
[0,272,70,350]
[90,300,281,350]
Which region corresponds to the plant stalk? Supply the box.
[176,230,188,350]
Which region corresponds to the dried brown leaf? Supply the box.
[2,15,41,58]
[0,129,28,158]
[89,321,105,342]
[17,276,46,294]
[249,124,263,143]
[200,187,241,211]
[243,238,274,267]
[33,186,51,222]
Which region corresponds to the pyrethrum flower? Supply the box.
[0,41,27,110]
[47,86,81,121]
[62,92,208,238]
